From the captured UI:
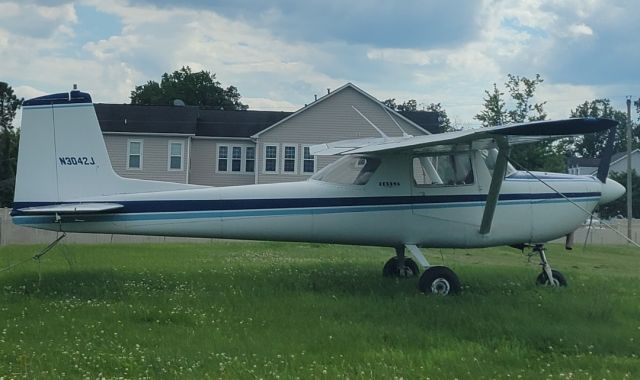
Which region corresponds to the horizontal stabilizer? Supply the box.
[17,203,124,214]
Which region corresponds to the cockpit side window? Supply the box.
[480,149,516,176]
[413,152,474,186]
[311,156,381,185]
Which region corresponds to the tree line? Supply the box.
[1,70,638,212]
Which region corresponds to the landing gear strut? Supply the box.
[382,246,419,277]
[533,244,567,287]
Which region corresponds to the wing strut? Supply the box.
[479,138,510,235]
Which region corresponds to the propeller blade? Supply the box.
[596,125,617,183]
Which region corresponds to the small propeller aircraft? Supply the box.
[11,90,625,295]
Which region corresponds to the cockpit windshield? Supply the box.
[311,156,381,185]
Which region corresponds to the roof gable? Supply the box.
[250,83,436,138]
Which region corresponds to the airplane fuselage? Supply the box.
[12,151,604,249]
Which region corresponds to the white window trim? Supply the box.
[301,145,317,174]
[230,146,243,173]
[216,144,230,173]
[216,144,256,175]
[262,143,280,174]
[282,144,298,175]
[245,146,256,174]
[167,140,185,171]
[127,139,143,170]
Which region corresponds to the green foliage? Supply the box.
[1,242,639,378]
[598,170,640,218]
[475,74,563,172]
[424,102,455,132]
[0,82,22,207]
[560,99,638,159]
[383,99,455,132]
[474,84,507,127]
[130,66,248,110]
[382,98,417,111]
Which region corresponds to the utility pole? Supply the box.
[627,97,632,240]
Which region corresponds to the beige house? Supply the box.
[96,83,440,186]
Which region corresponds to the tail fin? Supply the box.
[14,90,198,204]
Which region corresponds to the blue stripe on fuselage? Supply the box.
[11,192,601,225]
[11,192,601,216]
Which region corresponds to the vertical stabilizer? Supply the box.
[14,90,200,205]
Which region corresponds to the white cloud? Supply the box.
[1,0,637,129]
[568,23,594,37]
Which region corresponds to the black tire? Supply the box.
[536,269,567,287]
[382,257,420,277]
[418,266,461,295]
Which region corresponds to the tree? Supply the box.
[130,66,248,110]
[474,74,564,172]
[0,82,23,207]
[383,98,455,133]
[382,98,417,111]
[598,170,640,218]
[474,84,507,128]
[563,99,637,158]
[424,102,455,132]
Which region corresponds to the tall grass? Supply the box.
[1,242,638,379]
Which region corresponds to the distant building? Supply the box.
[566,149,640,176]
[96,83,441,186]
[567,157,600,175]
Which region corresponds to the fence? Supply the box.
[1,208,638,246]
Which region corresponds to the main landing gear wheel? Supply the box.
[382,257,420,277]
[418,266,461,295]
[536,270,567,287]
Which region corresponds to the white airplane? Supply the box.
[11,90,625,295]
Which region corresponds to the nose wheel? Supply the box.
[532,244,567,287]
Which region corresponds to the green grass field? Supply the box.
[1,241,639,379]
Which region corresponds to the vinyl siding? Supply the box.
[189,138,256,187]
[255,86,426,184]
[609,153,640,174]
[103,134,189,183]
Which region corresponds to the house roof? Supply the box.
[95,103,198,135]
[398,111,442,133]
[196,109,292,138]
[94,84,442,138]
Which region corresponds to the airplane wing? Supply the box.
[311,117,617,236]
[17,203,124,214]
[310,118,617,156]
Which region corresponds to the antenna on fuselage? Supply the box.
[352,106,388,139]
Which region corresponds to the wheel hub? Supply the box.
[431,278,451,295]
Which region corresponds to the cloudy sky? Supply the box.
[1,0,638,127]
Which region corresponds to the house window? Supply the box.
[232,147,242,172]
[302,146,315,173]
[264,145,278,173]
[168,141,183,170]
[127,140,143,169]
[283,145,297,174]
[218,146,228,172]
[245,147,255,173]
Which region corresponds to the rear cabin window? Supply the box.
[413,152,474,186]
[312,156,380,185]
